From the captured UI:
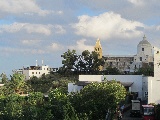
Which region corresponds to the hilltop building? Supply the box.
[102,35,153,73]
[14,60,55,80]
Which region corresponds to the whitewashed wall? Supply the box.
[79,75,143,99]
[148,47,160,104]
[68,83,83,93]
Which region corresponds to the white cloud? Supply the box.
[69,39,94,52]
[128,0,145,6]
[0,0,62,16]
[21,40,41,46]
[73,12,144,40]
[54,25,66,34]
[0,22,66,35]
[0,47,46,55]
[47,43,64,52]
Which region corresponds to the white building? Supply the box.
[130,35,153,71]
[68,46,160,104]
[14,61,53,80]
[103,35,154,73]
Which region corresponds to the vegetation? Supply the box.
[0,72,127,120]
[135,66,154,76]
[59,49,104,75]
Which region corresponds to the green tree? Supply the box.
[49,88,83,120]
[135,66,154,76]
[80,50,104,74]
[70,80,126,119]
[3,94,24,120]
[8,73,30,95]
[0,73,8,84]
[61,49,78,76]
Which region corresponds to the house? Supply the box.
[14,60,54,80]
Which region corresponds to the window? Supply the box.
[32,72,34,74]
[142,48,144,51]
[36,72,37,74]
[110,62,112,67]
[135,65,137,69]
[44,68,45,70]
[39,72,40,74]
[144,91,148,98]
[140,57,142,61]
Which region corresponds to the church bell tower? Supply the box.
[94,38,103,70]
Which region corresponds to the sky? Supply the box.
[1,0,160,76]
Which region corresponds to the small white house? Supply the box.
[14,61,53,80]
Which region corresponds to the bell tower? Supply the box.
[94,38,102,59]
[94,38,103,70]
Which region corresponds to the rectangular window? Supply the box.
[36,72,37,74]
[32,72,34,74]
[140,57,142,61]
[142,48,144,51]
[110,62,112,67]
[39,72,40,74]
[144,91,148,98]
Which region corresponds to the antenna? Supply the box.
[42,60,44,66]
[36,60,37,66]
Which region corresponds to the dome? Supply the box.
[138,35,151,45]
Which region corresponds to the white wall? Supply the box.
[79,75,143,99]
[23,65,50,80]
[147,47,160,104]
[68,83,83,93]
[79,75,102,82]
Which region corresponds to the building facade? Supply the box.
[103,35,154,73]
[14,61,54,80]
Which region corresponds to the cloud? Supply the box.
[0,22,66,35]
[69,39,94,52]
[47,43,64,52]
[128,0,145,6]
[21,40,42,46]
[0,0,61,16]
[73,12,144,40]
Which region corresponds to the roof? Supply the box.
[74,81,95,86]
[121,82,134,87]
[138,35,151,45]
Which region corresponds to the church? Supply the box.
[94,35,154,74]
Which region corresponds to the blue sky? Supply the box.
[0,0,160,76]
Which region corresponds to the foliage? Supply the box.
[0,73,8,84]
[27,73,77,93]
[135,66,154,76]
[69,80,126,120]
[9,73,30,94]
[104,67,121,75]
[60,49,104,76]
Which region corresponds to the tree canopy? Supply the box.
[60,49,104,75]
